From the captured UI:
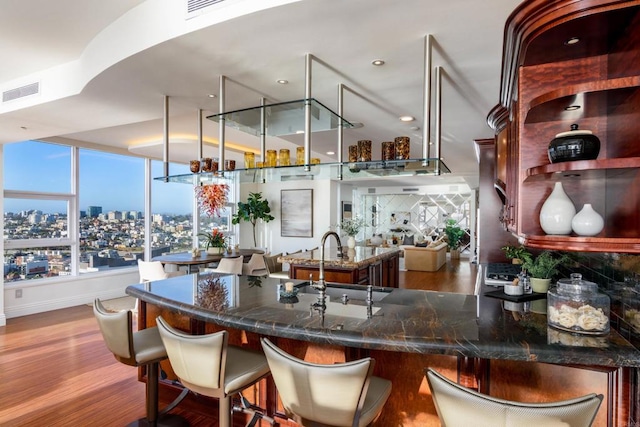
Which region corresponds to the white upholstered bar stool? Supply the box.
[156,316,271,427]
[426,368,603,427]
[260,338,392,427]
[93,299,187,427]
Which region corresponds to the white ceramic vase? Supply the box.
[347,236,356,249]
[539,182,576,235]
[571,203,604,236]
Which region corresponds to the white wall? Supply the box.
[237,179,343,255]
[2,269,138,319]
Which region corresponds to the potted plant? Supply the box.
[231,192,275,248]
[444,219,465,259]
[501,244,531,264]
[338,217,365,249]
[198,229,227,254]
[521,251,568,293]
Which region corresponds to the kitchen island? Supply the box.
[278,246,401,287]
[127,271,640,426]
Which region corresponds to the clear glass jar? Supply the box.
[547,273,610,335]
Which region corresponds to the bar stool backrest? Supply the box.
[426,368,603,427]
[93,299,135,365]
[261,337,374,427]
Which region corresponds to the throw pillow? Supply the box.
[402,235,414,245]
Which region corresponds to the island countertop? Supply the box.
[126,273,640,368]
[277,246,400,269]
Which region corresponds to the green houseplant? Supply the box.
[444,219,465,258]
[501,244,531,264]
[231,192,275,247]
[521,251,568,292]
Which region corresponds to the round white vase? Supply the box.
[571,203,604,236]
[539,182,576,235]
[347,236,356,249]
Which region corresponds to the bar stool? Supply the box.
[426,368,603,427]
[156,316,271,427]
[260,338,392,427]
[93,299,187,427]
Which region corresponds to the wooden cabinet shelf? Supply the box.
[524,234,640,253]
[526,157,640,180]
[489,0,640,254]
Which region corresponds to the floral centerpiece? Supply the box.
[198,229,228,254]
[338,217,365,248]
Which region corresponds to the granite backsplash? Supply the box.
[560,252,640,347]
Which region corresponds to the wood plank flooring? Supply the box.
[0,257,476,426]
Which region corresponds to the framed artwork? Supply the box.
[281,189,313,237]
[341,201,352,221]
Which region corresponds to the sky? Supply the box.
[3,140,194,214]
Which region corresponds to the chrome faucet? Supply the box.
[312,231,343,299]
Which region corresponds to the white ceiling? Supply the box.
[0,0,523,188]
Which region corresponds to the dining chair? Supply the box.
[241,253,268,276]
[156,316,271,427]
[138,259,183,282]
[93,299,188,427]
[202,256,243,275]
[260,337,392,427]
[426,368,603,427]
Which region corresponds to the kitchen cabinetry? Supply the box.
[488,0,640,253]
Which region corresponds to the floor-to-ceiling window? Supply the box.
[3,140,213,283]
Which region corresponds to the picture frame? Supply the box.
[281,189,313,237]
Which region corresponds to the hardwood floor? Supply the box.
[0,257,477,426]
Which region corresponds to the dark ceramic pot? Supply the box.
[548,124,600,163]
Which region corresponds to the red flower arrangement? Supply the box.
[195,183,229,217]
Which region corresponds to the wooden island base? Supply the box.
[144,303,621,427]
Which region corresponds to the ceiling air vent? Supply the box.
[367,188,376,194]
[2,82,39,103]
[186,0,224,18]
[403,188,419,192]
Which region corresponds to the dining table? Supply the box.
[152,248,264,273]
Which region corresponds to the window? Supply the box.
[3,141,73,282]
[4,140,237,283]
[79,149,145,273]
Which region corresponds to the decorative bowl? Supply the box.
[548,124,600,163]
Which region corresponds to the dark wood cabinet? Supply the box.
[488,0,640,253]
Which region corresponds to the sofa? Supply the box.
[403,242,448,272]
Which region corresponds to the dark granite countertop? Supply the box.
[278,246,400,269]
[126,272,640,368]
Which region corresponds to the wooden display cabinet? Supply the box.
[489,0,640,253]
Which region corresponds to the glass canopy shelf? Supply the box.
[206,98,354,137]
[154,158,450,185]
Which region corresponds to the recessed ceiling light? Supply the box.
[20,126,27,130]
[208,94,217,98]
[565,37,580,46]
[326,151,335,155]
[277,79,289,84]
[371,59,385,66]
[564,105,581,111]
[295,130,304,134]
[410,126,420,131]
[399,115,415,122]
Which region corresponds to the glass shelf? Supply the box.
[206,98,354,137]
[154,158,450,185]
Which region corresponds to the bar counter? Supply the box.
[278,246,401,287]
[127,272,640,426]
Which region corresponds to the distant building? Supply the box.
[87,206,102,218]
